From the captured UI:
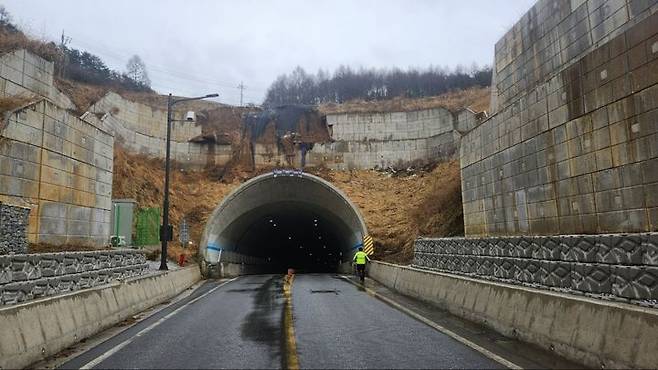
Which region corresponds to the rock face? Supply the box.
[0,203,30,255]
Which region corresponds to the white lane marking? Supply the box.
[80,277,239,369]
[339,276,522,370]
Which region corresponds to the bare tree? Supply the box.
[126,55,151,87]
[264,64,492,107]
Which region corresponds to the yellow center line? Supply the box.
[283,274,299,370]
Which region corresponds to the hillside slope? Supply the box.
[113,146,463,264]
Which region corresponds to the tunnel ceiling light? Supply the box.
[269,219,273,223]
[288,236,292,239]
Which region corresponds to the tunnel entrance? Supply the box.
[201,170,368,273]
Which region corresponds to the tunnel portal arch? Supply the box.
[201,170,368,272]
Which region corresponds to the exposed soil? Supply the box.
[112,145,242,260]
[309,161,463,263]
[29,243,104,253]
[111,145,462,264]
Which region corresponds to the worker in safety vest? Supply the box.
[353,247,370,282]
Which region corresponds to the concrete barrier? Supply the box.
[0,266,201,369]
[369,261,658,369]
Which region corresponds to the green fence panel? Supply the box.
[135,207,161,246]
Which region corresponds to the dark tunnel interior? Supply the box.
[201,172,367,274]
[221,202,355,272]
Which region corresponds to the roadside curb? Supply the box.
[32,276,211,369]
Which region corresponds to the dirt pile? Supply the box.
[319,86,490,115]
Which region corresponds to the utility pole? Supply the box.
[237,81,245,106]
[59,30,71,79]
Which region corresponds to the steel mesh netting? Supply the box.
[134,208,161,246]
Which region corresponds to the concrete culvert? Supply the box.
[201,170,368,276]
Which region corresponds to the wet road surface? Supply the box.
[58,274,501,369]
[292,274,500,369]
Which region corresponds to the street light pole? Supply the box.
[160,92,219,271]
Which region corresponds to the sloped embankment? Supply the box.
[112,144,463,264]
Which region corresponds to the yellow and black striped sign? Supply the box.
[363,235,374,255]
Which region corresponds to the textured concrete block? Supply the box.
[573,262,612,293]
[612,265,658,299]
[541,260,573,288]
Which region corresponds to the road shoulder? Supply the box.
[341,275,584,369]
[33,278,230,369]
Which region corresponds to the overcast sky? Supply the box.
[3,0,535,106]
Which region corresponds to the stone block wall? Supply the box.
[0,49,75,110]
[0,203,30,254]
[0,250,148,305]
[89,92,233,169]
[305,107,468,170]
[461,4,658,236]
[491,0,657,114]
[0,99,114,246]
[0,50,115,247]
[414,234,658,304]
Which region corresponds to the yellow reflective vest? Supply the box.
[353,251,370,265]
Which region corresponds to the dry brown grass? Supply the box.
[319,86,491,115]
[120,91,227,112]
[0,30,61,64]
[54,78,110,114]
[311,160,463,264]
[0,95,36,116]
[112,145,242,250]
[113,146,463,265]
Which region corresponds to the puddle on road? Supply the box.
[227,288,262,293]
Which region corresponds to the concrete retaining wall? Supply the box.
[305,107,465,170]
[0,98,114,246]
[0,250,148,305]
[89,92,233,170]
[0,265,201,369]
[491,0,657,114]
[462,2,658,236]
[0,202,30,254]
[369,260,658,369]
[0,50,114,246]
[0,49,75,110]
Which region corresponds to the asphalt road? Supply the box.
[59,274,501,369]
